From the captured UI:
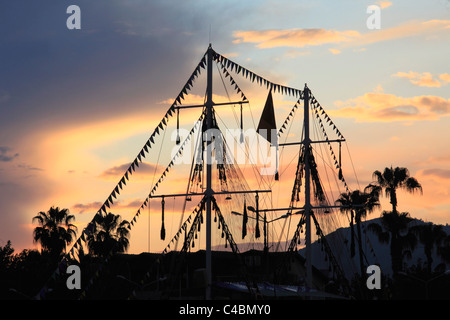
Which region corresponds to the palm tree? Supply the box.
[32,206,77,258]
[87,212,130,257]
[366,166,422,214]
[410,223,447,274]
[368,211,417,275]
[336,189,380,276]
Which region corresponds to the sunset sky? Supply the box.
[1,0,449,256]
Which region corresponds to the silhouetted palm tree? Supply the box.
[366,166,422,214]
[368,211,417,274]
[87,212,130,257]
[32,207,77,258]
[410,223,447,274]
[336,189,380,276]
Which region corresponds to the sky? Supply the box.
[0,0,449,256]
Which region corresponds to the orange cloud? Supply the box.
[331,88,450,122]
[439,73,450,83]
[233,20,450,50]
[233,28,360,48]
[72,198,146,214]
[347,19,450,47]
[329,48,341,55]
[376,1,392,9]
[392,71,449,87]
[99,161,164,180]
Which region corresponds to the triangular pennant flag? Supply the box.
[256,91,277,145]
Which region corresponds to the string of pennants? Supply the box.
[211,196,239,251]
[129,197,206,299]
[214,50,305,151]
[36,49,210,300]
[310,93,380,265]
[310,92,349,193]
[93,50,207,219]
[213,51,302,98]
[216,53,304,159]
[217,60,248,102]
[78,113,206,299]
[310,93,344,140]
[278,97,302,137]
[128,194,245,299]
[127,110,206,231]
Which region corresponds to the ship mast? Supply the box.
[303,84,312,289]
[150,44,270,300]
[205,44,213,300]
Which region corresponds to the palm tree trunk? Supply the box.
[390,189,398,214]
[356,218,365,276]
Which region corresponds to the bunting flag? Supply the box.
[310,92,350,194]
[311,93,344,140]
[257,91,277,145]
[278,98,301,137]
[214,51,302,98]
[36,49,210,300]
[123,110,205,235]
[219,61,248,102]
[257,91,279,180]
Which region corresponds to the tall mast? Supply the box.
[205,44,213,300]
[303,84,312,290]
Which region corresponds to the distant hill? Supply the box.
[299,217,450,279]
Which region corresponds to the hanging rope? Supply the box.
[255,192,260,239]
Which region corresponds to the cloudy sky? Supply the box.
[1,0,449,255]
